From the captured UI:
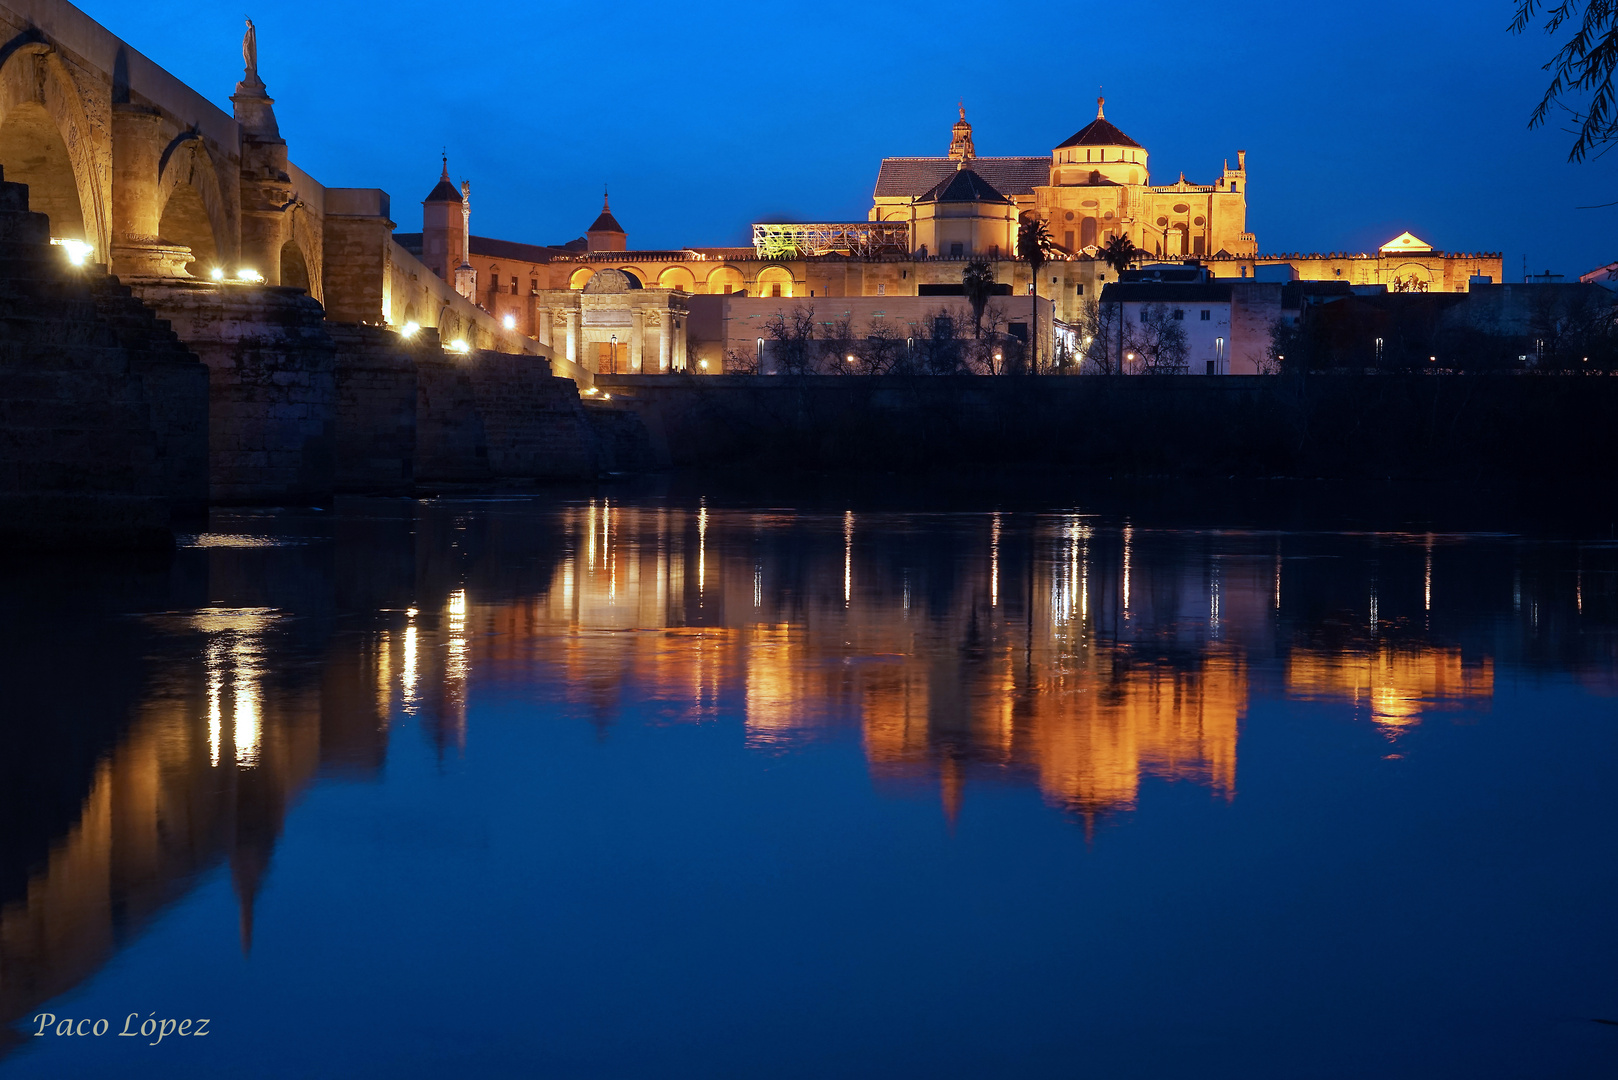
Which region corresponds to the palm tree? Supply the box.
[962,259,994,341]
[1017,219,1052,373]
[1100,234,1139,276]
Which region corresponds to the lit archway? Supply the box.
[757,265,793,298]
[706,265,744,295]
[658,266,694,290]
[0,100,83,241]
[159,181,218,278]
[280,238,310,294]
[569,267,594,290]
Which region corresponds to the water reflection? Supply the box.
[1,497,1615,1062]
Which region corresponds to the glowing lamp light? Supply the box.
[602,393,612,400]
[447,339,471,355]
[236,268,264,283]
[50,238,93,266]
[502,313,516,330]
[209,267,226,281]
[400,321,420,339]
[583,387,599,395]
[698,359,709,370]
[846,354,855,364]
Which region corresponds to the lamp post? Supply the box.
[609,334,617,375]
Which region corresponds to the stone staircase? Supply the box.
[0,168,206,547]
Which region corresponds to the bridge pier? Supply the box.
[130,281,336,504]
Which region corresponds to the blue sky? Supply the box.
[79,0,1618,277]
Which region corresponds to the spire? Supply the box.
[949,103,975,163]
[603,185,610,212]
[440,153,449,181]
[1097,93,1105,119]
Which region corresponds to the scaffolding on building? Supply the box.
[752,222,910,259]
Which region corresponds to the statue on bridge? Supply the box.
[243,18,258,81]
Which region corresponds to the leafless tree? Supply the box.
[1125,303,1191,374]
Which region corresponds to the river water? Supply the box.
[1,488,1615,1078]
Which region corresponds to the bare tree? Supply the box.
[1075,297,1125,374]
[1125,303,1190,374]
[916,306,968,374]
[852,318,907,374]
[763,305,821,375]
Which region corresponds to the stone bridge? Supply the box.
[0,0,636,540]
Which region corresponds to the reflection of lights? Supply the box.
[1122,523,1132,615]
[188,608,276,768]
[1370,582,1379,633]
[402,623,419,714]
[843,509,854,606]
[754,564,762,609]
[990,514,1000,607]
[232,636,261,768]
[448,589,468,623]
[206,639,224,767]
[698,500,708,598]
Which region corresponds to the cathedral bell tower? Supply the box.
[948,105,975,163]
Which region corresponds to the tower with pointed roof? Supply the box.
[586,189,626,252]
[421,156,465,283]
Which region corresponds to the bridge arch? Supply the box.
[157,134,231,277]
[0,39,109,258]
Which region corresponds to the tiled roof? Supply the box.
[588,210,625,234]
[424,178,461,203]
[470,235,573,263]
[916,168,1012,204]
[875,156,1049,199]
[1056,117,1143,150]
[1099,282,1233,303]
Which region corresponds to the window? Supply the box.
[511,276,518,293]
[772,283,782,297]
[530,278,538,294]
[1200,310,1211,321]
[1231,182,1239,193]
[1206,360,1215,375]
[1172,309,1185,321]
[723,284,733,294]
[949,242,964,258]
[1076,283,1085,295]
[877,283,885,296]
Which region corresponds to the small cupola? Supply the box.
[424,155,462,204]
[586,187,627,252]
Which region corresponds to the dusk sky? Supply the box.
[82,0,1617,277]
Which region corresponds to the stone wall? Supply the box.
[593,373,1618,484]
[466,351,599,481]
[131,281,336,503]
[329,322,415,495]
